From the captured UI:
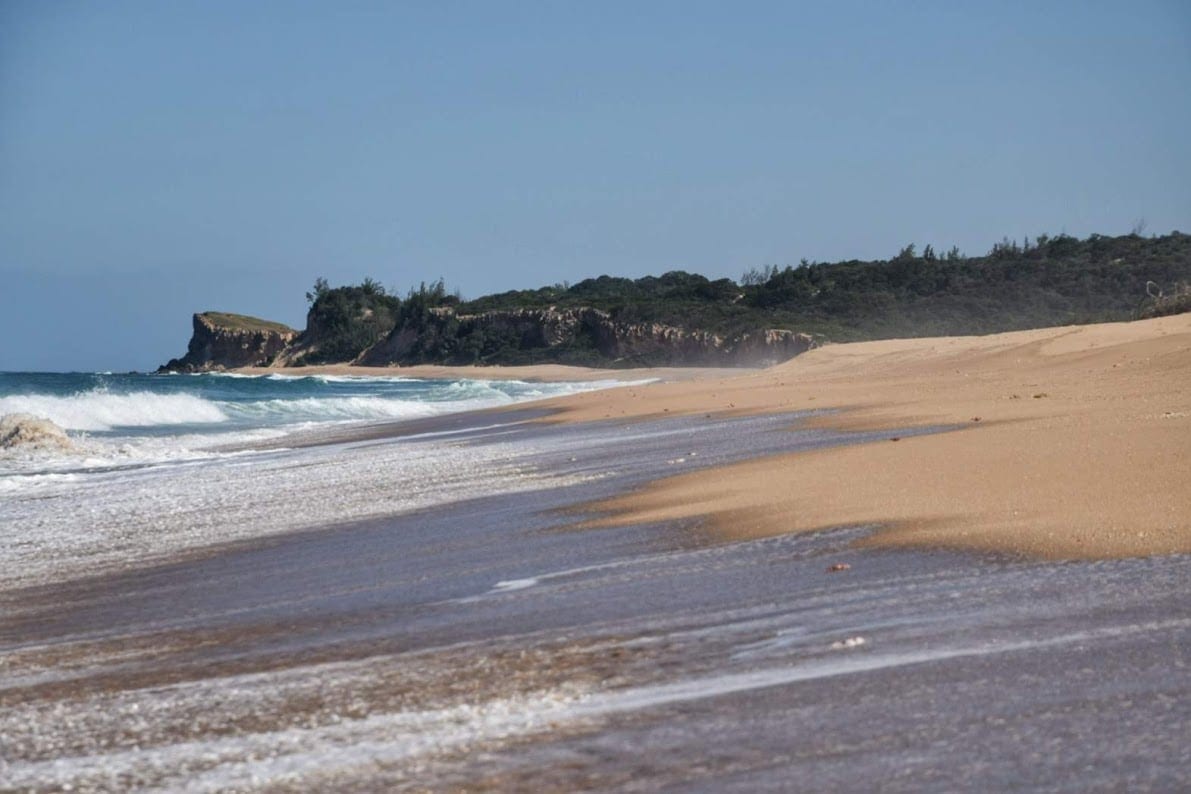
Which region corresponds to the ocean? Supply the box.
[0,370,632,588]
[0,369,623,442]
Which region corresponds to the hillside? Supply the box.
[158,231,1191,371]
[459,231,1191,341]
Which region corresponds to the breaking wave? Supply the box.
[0,391,228,432]
[0,374,643,437]
[229,396,446,423]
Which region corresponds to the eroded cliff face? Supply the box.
[157,313,297,373]
[160,307,814,371]
[358,307,816,368]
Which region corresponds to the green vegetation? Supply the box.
[453,231,1191,342]
[299,278,466,364]
[300,230,1191,365]
[200,312,295,335]
[734,231,1191,339]
[1138,281,1191,319]
[300,279,402,363]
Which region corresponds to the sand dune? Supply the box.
[543,315,1190,560]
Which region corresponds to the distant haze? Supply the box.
[2,1,1189,371]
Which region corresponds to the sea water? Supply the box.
[0,370,615,440]
[0,371,630,588]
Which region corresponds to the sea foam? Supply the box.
[0,390,228,432]
[0,426,593,589]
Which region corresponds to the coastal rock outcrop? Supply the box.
[358,307,816,368]
[158,313,297,373]
[160,306,815,371]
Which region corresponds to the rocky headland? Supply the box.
[160,305,816,372]
[157,312,298,373]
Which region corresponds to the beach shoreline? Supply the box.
[4,321,1188,789]
[531,314,1190,561]
[3,404,1186,790]
[231,362,739,383]
[241,316,1190,561]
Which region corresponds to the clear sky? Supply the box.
[2,1,1189,371]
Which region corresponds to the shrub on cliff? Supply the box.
[1138,281,1191,319]
[292,231,1191,365]
[738,231,1191,339]
[301,280,402,363]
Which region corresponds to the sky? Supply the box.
[2,1,1189,371]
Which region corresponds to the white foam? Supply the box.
[6,617,1184,791]
[0,390,227,432]
[491,578,540,592]
[0,681,592,792]
[227,395,444,422]
[0,378,609,435]
[308,374,416,384]
[0,430,593,590]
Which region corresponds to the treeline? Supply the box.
[296,230,1190,364]
[299,277,460,364]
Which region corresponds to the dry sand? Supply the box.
[234,363,735,383]
[537,315,1190,560]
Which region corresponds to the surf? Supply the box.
[0,390,228,432]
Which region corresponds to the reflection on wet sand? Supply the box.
[2,413,1188,791]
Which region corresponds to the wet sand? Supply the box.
[2,410,1188,790]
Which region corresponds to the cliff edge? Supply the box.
[357,307,815,368]
[159,306,814,371]
[157,312,297,373]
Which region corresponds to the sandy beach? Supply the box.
[533,314,1189,560]
[245,315,1191,561]
[4,316,1189,790]
[234,362,735,383]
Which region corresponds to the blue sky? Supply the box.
[2,1,1189,371]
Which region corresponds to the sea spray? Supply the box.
[0,413,74,451]
[0,390,228,432]
[0,370,637,515]
[0,372,639,437]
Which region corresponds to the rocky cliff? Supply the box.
[358,307,816,368]
[157,312,297,373]
[160,307,814,371]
